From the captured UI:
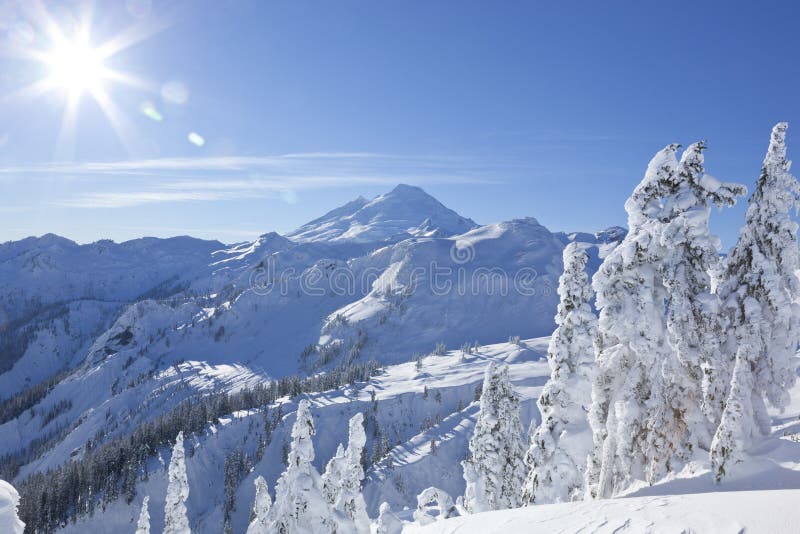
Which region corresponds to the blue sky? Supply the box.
[1,0,799,247]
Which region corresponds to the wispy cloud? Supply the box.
[0,152,506,175]
[0,205,31,214]
[54,174,491,208]
[55,190,246,208]
[2,151,512,209]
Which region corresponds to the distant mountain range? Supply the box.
[0,184,626,532]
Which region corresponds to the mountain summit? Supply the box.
[287,184,477,243]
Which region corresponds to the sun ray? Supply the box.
[101,69,157,92]
[55,90,82,160]
[95,15,174,61]
[1,76,59,104]
[0,47,49,63]
[90,85,139,155]
[26,0,70,52]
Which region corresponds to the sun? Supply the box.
[3,4,168,156]
[45,37,107,95]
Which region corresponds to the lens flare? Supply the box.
[139,101,163,122]
[187,132,205,147]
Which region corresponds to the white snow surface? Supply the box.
[408,489,800,533]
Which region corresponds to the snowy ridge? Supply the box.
[0,234,225,396]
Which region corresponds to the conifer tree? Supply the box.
[413,487,457,525]
[270,400,332,533]
[322,412,369,533]
[339,413,370,532]
[246,476,271,534]
[322,444,346,505]
[375,502,403,534]
[135,495,150,534]
[523,242,597,504]
[462,363,526,512]
[586,142,744,498]
[164,432,190,534]
[660,142,745,444]
[711,122,800,481]
[0,480,25,534]
[585,145,679,498]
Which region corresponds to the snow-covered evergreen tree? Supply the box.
[586,145,696,498]
[710,298,764,483]
[0,480,25,534]
[322,412,369,533]
[523,242,597,504]
[246,476,271,534]
[375,502,403,534]
[660,142,745,445]
[269,399,333,533]
[711,122,800,481]
[462,363,527,513]
[338,413,370,532]
[164,432,190,534]
[586,141,745,498]
[585,147,672,498]
[322,444,346,505]
[135,495,150,534]
[413,487,457,525]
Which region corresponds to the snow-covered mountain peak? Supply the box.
[252,231,296,252]
[210,231,294,266]
[34,233,78,248]
[287,184,478,244]
[595,225,627,243]
[0,233,78,263]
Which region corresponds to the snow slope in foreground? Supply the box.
[21,333,800,533]
[408,489,800,533]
